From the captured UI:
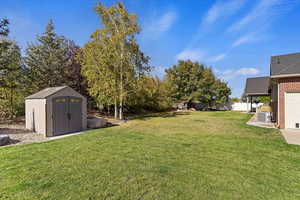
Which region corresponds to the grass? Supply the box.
[0,111,299,200]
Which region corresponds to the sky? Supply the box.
[1,0,300,97]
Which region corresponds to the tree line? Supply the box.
[0,2,231,120]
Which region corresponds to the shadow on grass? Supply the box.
[129,112,191,121]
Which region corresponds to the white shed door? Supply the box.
[285,92,300,129]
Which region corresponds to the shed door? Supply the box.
[285,92,300,129]
[53,97,69,135]
[69,97,82,133]
[53,97,82,136]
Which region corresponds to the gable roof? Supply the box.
[271,52,300,76]
[244,77,270,96]
[26,86,69,99]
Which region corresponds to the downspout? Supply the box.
[277,82,280,128]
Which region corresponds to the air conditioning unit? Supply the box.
[257,112,271,123]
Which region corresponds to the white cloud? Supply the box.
[232,33,258,47]
[218,67,260,80]
[203,0,246,25]
[142,11,177,39]
[228,0,297,32]
[208,54,226,62]
[235,67,260,75]
[176,50,227,63]
[176,49,206,62]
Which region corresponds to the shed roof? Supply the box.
[26,86,69,99]
[244,77,270,96]
[271,52,300,76]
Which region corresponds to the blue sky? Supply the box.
[1,0,300,97]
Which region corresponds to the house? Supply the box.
[245,52,300,129]
[25,86,87,137]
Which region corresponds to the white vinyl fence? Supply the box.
[231,102,263,111]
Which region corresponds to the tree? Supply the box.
[81,2,149,119]
[0,18,23,119]
[213,79,231,105]
[192,68,216,107]
[258,96,270,104]
[127,75,171,112]
[62,39,88,96]
[24,20,70,93]
[165,60,231,110]
[0,18,9,37]
[230,97,240,103]
[165,60,204,101]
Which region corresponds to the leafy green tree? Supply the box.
[213,79,231,105]
[0,18,24,119]
[189,68,216,108]
[24,20,70,93]
[165,60,204,101]
[258,96,270,104]
[81,2,149,119]
[230,97,240,103]
[127,75,171,112]
[166,60,231,109]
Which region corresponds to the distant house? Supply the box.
[245,52,300,129]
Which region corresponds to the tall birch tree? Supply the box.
[81,2,149,119]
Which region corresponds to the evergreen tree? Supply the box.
[0,18,23,119]
[24,20,70,93]
[63,39,88,96]
[0,18,9,37]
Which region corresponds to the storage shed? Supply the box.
[25,86,87,137]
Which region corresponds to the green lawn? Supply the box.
[0,111,299,200]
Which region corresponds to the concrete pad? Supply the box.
[246,114,276,129]
[281,129,300,146]
[48,131,86,140]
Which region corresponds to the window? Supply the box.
[55,98,66,103]
[70,98,81,103]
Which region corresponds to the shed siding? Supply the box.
[25,99,47,135]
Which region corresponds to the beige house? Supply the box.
[25,86,87,137]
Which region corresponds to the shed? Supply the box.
[25,86,87,137]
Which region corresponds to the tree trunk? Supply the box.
[119,73,124,120]
[114,97,118,119]
[10,88,14,119]
[107,105,110,116]
[119,100,123,120]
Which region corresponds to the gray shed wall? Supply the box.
[25,99,47,135]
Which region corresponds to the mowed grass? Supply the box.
[0,111,300,200]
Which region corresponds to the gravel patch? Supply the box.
[0,123,48,146]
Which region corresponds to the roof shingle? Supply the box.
[245,77,270,96]
[271,52,300,76]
